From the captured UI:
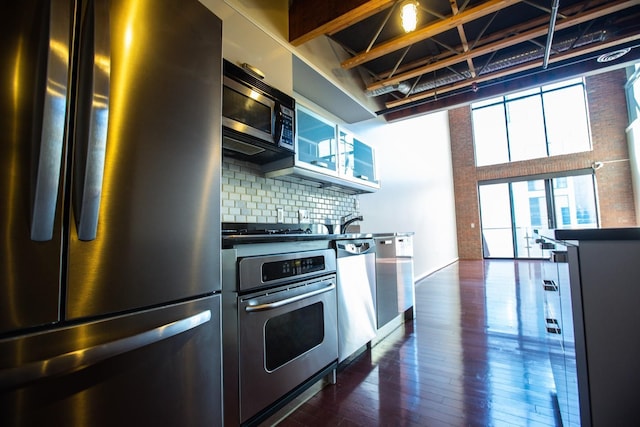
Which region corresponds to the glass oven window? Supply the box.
[264,302,324,371]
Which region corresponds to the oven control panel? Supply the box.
[262,256,325,282]
[238,249,337,292]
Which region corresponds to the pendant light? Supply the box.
[401,0,419,33]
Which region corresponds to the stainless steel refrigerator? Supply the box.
[0,1,223,425]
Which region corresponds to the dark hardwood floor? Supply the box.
[277,259,565,426]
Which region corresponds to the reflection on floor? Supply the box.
[277,260,565,426]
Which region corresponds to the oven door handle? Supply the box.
[245,283,335,312]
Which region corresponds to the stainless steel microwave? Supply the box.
[222,60,295,164]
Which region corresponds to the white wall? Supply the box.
[348,112,459,280]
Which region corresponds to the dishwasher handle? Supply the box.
[335,240,375,255]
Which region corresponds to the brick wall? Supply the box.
[587,70,636,227]
[449,69,635,260]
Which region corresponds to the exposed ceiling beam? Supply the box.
[340,0,525,69]
[367,0,639,91]
[377,0,612,80]
[450,0,477,78]
[383,32,640,109]
[383,42,640,120]
[289,0,395,46]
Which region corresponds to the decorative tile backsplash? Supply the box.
[221,158,358,224]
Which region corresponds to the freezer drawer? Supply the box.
[0,295,222,427]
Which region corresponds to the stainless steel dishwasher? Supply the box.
[374,234,415,329]
[334,238,377,362]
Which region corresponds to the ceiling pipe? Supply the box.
[543,0,561,69]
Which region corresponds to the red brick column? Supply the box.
[586,71,636,227]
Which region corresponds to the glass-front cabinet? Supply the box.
[296,106,339,175]
[338,129,378,184]
[264,105,379,193]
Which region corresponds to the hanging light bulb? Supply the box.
[401,0,419,33]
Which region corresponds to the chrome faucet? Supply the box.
[340,214,363,233]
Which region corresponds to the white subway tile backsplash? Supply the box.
[221,158,357,224]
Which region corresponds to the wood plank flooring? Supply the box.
[277,259,566,426]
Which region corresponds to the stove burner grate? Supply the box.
[222,227,311,236]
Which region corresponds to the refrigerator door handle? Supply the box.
[30,0,71,241]
[0,309,211,391]
[75,0,111,241]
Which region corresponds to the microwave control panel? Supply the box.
[277,104,295,151]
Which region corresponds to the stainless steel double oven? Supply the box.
[222,242,338,426]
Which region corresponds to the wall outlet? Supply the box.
[277,208,284,223]
[298,209,310,223]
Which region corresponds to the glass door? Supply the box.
[338,129,378,183]
[551,175,598,229]
[512,179,550,258]
[296,105,338,173]
[479,183,515,258]
[479,173,598,259]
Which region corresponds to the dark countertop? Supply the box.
[221,231,415,248]
[554,227,640,241]
[222,233,351,247]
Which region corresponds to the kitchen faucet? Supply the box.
[340,214,363,233]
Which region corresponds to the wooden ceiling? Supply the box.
[289,0,640,120]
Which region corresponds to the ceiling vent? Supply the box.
[597,48,632,63]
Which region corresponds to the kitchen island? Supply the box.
[552,227,640,427]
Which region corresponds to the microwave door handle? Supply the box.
[30,0,71,241]
[273,105,284,145]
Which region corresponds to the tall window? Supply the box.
[472,78,592,166]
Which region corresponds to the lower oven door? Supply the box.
[238,274,338,423]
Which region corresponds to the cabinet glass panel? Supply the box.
[296,106,338,172]
[338,130,377,183]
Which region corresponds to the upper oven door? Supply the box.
[238,275,338,424]
[222,76,275,144]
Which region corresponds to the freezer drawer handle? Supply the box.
[245,283,335,312]
[0,309,211,390]
[30,0,71,241]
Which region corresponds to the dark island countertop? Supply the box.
[554,227,640,241]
